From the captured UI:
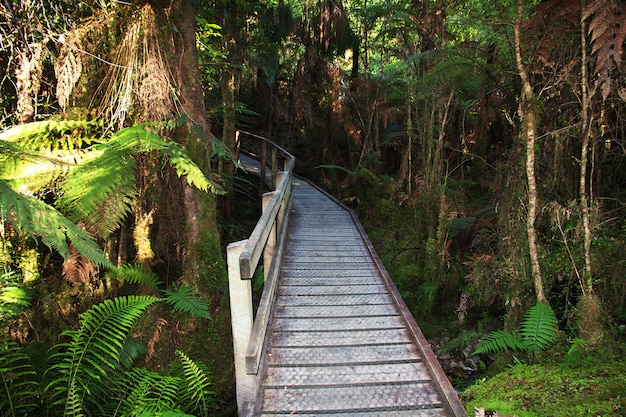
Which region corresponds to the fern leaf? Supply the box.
[520,302,558,352]
[163,286,211,319]
[473,330,526,355]
[163,142,225,195]
[107,264,163,289]
[57,138,137,239]
[46,296,161,416]
[583,0,626,99]
[0,338,40,417]
[175,351,214,415]
[0,270,33,324]
[0,181,114,269]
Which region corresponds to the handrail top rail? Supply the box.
[235,131,295,279]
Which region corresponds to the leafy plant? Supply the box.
[0,181,114,269]
[0,338,40,417]
[108,265,212,320]
[175,350,215,417]
[162,285,212,320]
[473,302,558,355]
[46,295,162,416]
[0,270,33,325]
[58,123,224,238]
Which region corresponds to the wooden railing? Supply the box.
[227,131,295,416]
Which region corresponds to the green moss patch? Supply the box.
[461,359,626,416]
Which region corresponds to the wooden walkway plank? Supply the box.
[252,178,467,416]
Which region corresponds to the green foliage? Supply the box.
[175,351,215,416]
[0,338,40,417]
[474,302,558,355]
[108,264,164,289]
[59,124,223,239]
[46,295,161,416]
[519,302,559,352]
[461,359,626,417]
[163,286,212,320]
[0,119,101,153]
[442,325,482,354]
[0,181,114,269]
[113,367,188,417]
[0,270,33,325]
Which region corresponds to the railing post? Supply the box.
[227,240,256,416]
[262,192,277,282]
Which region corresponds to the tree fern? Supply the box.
[0,181,114,269]
[175,351,215,417]
[0,338,40,417]
[162,286,211,320]
[46,295,161,417]
[58,124,223,238]
[473,302,558,355]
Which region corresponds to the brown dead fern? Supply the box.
[583,0,626,99]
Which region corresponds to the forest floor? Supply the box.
[458,344,626,417]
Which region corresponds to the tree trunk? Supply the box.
[578,0,603,344]
[514,0,547,304]
[579,0,594,295]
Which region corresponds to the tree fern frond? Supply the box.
[57,141,137,239]
[473,330,526,355]
[520,302,558,352]
[175,351,214,416]
[0,270,33,324]
[46,296,161,416]
[0,119,101,152]
[0,181,114,269]
[107,264,163,289]
[0,338,40,417]
[162,142,225,195]
[162,286,211,320]
[583,0,626,99]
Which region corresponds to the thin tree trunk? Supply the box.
[580,1,594,294]
[514,0,547,304]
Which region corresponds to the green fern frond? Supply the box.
[210,137,244,171]
[473,330,526,355]
[46,296,161,416]
[107,264,163,289]
[163,286,211,320]
[59,124,223,237]
[161,142,225,195]
[0,181,114,269]
[57,139,137,239]
[520,302,558,352]
[0,338,40,417]
[114,367,186,417]
[175,351,214,416]
[0,270,33,324]
[0,119,101,152]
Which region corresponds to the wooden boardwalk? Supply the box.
[251,177,467,416]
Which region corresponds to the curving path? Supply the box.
[251,177,467,416]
